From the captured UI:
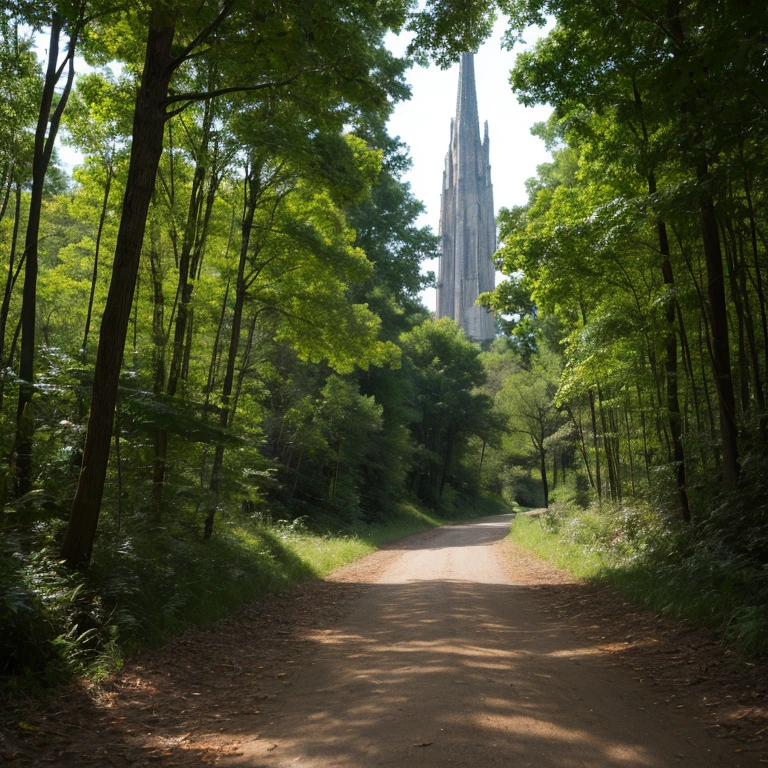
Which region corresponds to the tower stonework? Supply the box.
[437,52,495,341]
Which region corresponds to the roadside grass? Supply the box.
[510,505,768,657]
[91,502,448,665]
[510,513,606,579]
[3,497,504,690]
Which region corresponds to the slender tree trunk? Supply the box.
[290,449,303,499]
[0,319,21,412]
[154,109,218,507]
[149,220,167,515]
[16,14,78,495]
[657,214,690,520]
[647,346,670,457]
[698,163,739,488]
[722,217,750,416]
[206,168,258,540]
[734,220,766,442]
[567,404,594,489]
[634,78,689,513]
[166,100,214,399]
[200,276,231,487]
[624,404,636,496]
[0,167,12,227]
[664,0,738,487]
[330,439,342,501]
[589,390,602,501]
[0,181,21,361]
[62,20,177,566]
[232,312,258,422]
[114,397,123,534]
[537,434,548,508]
[597,387,617,501]
[740,151,768,398]
[132,273,140,369]
[698,315,721,470]
[608,401,622,502]
[82,165,113,357]
[677,303,706,470]
[636,385,652,484]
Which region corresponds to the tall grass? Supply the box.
[2,499,485,690]
[510,502,768,657]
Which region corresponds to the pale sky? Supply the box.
[385,19,553,311]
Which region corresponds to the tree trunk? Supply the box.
[232,312,258,422]
[166,99,216,398]
[634,78,689,513]
[589,390,602,502]
[624,404,636,497]
[597,387,617,501]
[657,214,690,521]
[62,20,176,566]
[740,150,768,400]
[608,401,622,502]
[733,217,766,443]
[698,166,739,488]
[676,303,706,470]
[567,404,594,490]
[82,165,113,357]
[698,315,721,470]
[148,219,168,514]
[0,181,21,362]
[636,385,652,484]
[16,13,77,495]
[538,436,548,508]
[154,108,218,508]
[206,168,258,540]
[722,216,750,416]
[200,275,231,487]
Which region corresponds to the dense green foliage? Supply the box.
[478,0,768,655]
[0,3,505,687]
[5,0,768,687]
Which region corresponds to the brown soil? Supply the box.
[2,515,767,766]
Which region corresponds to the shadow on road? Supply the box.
[383,513,515,553]
[4,515,758,768]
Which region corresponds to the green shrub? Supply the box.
[511,498,768,658]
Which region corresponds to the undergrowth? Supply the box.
[510,496,768,657]
[1,497,499,693]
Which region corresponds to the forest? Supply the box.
[3,0,768,693]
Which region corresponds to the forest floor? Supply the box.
[2,514,768,766]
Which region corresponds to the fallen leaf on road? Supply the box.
[17,722,43,733]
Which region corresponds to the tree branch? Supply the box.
[171,0,237,70]
[163,75,302,111]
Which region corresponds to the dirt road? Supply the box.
[223,515,758,767]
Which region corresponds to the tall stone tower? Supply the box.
[437,52,495,341]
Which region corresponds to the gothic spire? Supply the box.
[437,51,496,341]
[454,53,481,149]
